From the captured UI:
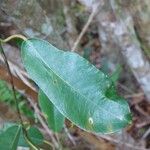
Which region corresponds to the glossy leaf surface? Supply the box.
[21,38,132,134]
[0,124,21,150]
[38,89,64,132]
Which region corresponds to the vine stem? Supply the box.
[0,44,23,124]
[0,35,38,150]
[0,34,27,43]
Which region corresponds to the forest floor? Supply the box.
[0,7,150,150]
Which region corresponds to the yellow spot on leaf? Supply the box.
[43,113,48,119]
[107,124,113,133]
[88,117,93,125]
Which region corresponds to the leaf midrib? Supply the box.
[25,41,128,123]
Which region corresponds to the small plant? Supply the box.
[0,35,132,149]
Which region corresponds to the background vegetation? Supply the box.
[0,0,150,149]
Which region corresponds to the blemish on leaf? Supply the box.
[88,117,94,125]
[107,124,113,133]
[86,117,94,131]
[43,113,48,119]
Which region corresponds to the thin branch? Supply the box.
[0,54,36,92]
[0,43,39,150]
[71,4,100,51]
[27,98,60,149]
[135,105,149,117]
[136,120,150,128]
[118,82,134,94]
[125,93,144,99]
[0,44,23,123]
[142,127,150,140]
[64,124,76,145]
[97,134,149,150]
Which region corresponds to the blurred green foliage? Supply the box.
[0,79,34,118]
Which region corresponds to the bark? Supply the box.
[62,0,78,48]
[37,0,61,14]
[79,0,150,101]
[79,0,125,72]
[0,0,68,49]
[117,0,150,59]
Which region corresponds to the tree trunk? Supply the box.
[0,0,68,49]
[79,0,150,102]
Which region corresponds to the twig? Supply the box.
[71,4,100,51]
[55,133,62,150]
[142,127,150,140]
[0,54,36,92]
[97,134,149,150]
[136,120,150,128]
[64,124,76,145]
[0,44,23,124]
[125,93,144,99]
[135,105,149,117]
[43,140,55,150]
[27,98,60,149]
[118,82,134,94]
[0,43,39,150]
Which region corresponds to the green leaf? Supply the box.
[0,124,21,150]
[38,89,64,132]
[0,123,16,131]
[18,127,44,147]
[28,127,44,145]
[0,79,34,118]
[110,64,122,83]
[21,38,132,134]
[15,38,24,49]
